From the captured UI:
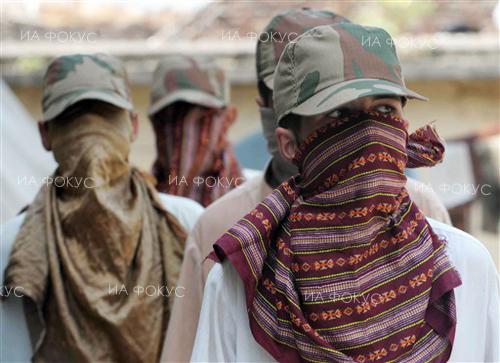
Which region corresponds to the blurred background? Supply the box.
[1,0,498,267]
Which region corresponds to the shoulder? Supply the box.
[427,218,496,272]
[198,173,264,226]
[181,174,267,260]
[157,193,204,232]
[1,213,26,275]
[242,168,262,181]
[1,213,25,239]
[205,260,242,297]
[407,177,451,224]
[157,193,204,214]
[406,177,438,203]
[213,173,264,206]
[205,262,224,286]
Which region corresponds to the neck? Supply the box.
[265,157,298,189]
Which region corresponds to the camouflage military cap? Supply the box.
[256,8,350,90]
[274,23,428,125]
[42,53,133,121]
[148,55,227,116]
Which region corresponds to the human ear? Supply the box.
[275,127,298,161]
[255,95,264,108]
[38,121,51,151]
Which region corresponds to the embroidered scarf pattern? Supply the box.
[152,104,243,207]
[210,111,462,363]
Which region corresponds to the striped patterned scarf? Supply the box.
[210,111,462,363]
[152,103,242,207]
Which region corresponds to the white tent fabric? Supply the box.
[0,79,56,224]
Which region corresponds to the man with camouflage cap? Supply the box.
[162,8,452,362]
[160,9,353,362]
[1,53,204,362]
[149,54,243,207]
[192,23,499,362]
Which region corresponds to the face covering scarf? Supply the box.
[210,111,462,363]
[152,104,243,207]
[3,114,186,363]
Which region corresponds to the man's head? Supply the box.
[149,54,229,117]
[273,23,427,162]
[148,54,237,146]
[148,54,238,162]
[38,53,137,151]
[256,8,351,185]
[148,55,242,205]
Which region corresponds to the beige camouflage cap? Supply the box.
[148,55,227,116]
[274,23,428,124]
[256,8,350,89]
[42,53,133,121]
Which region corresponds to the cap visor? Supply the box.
[44,89,133,121]
[148,89,225,116]
[289,78,427,121]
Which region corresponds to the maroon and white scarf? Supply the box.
[152,104,243,207]
[210,111,461,363]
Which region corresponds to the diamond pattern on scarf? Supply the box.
[209,111,461,363]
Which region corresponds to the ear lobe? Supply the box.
[38,121,51,151]
[275,127,297,162]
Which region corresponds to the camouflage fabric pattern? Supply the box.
[256,8,350,89]
[273,23,428,124]
[149,55,227,116]
[42,53,133,121]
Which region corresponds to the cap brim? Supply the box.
[148,89,225,116]
[43,89,133,121]
[281,78,427,124]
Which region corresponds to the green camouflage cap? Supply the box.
[148,55,227,116]
[256,8,350,90]
[42,53,133,121]
[274,23,428,124]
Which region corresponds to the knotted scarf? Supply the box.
[210,111,462,363]
[152,104,243,207]
[4,113,186,362]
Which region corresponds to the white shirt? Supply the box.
[0,193,203,363]
[191,219,500,363]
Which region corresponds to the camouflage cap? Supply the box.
[148,55,227,116]
[273,23,428,124]
[42,53,133,121]
[256,8,350,90]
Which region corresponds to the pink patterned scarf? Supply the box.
[152,103,243,207]
[210,111,461,363]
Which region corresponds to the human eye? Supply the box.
[374,104,396,115]
[326,108,347,119]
